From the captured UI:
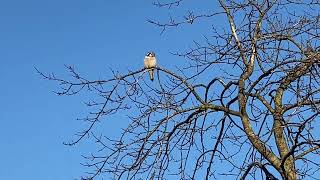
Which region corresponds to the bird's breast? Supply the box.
[144,57,157,68]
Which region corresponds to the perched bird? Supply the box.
[144,51,157,81]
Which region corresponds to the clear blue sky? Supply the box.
[0,0,216,179]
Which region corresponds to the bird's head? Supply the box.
[146,51,156,57]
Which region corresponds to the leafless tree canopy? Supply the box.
[40,0,320,179]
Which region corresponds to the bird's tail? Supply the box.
[149,69,154,81]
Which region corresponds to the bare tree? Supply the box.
[39,0,320,179]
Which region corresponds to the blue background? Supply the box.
[0,0,217,179]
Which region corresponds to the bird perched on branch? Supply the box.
[144,51,157,81]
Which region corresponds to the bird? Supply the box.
[144,51,157,81]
